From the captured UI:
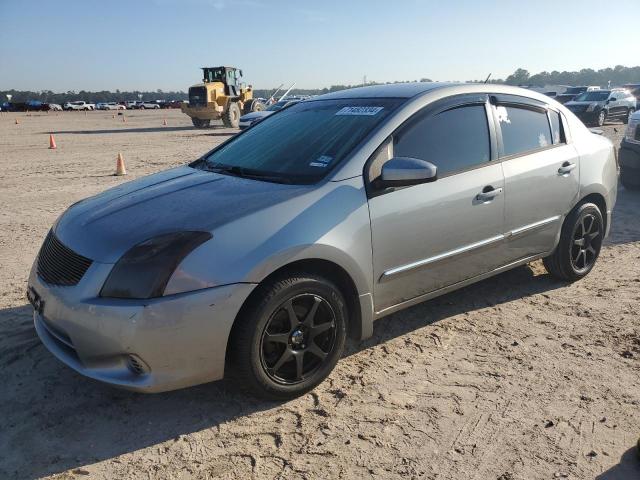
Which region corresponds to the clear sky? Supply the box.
[0,0,636,91]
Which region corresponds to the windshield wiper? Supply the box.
[205,164,292,184]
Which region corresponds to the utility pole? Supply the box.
[363,75,367,86]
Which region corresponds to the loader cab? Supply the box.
[202,66,243,97]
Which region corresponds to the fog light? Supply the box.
[127,354,150,375]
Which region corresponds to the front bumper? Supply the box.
[28,263,256,393]
[180,104,223,120]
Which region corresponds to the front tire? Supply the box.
[596,109,607,127]
[222,102,241,128]
[228,273,348,400]
[543,202,604,281]
[191,118,210,128]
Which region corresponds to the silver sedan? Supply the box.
[28,83,617,399]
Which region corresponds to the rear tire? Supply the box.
[621,166,640,190]
[543,202,604,281]
[596,109,607,127]
[243,99,265,115]
[228,273,348,400]
[222,102,241,128]
[623,108,635,124]
[191,118,210,128]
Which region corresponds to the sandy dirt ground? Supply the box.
[0,109,638,480]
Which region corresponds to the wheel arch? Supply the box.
[577,190,609,234]
[231,258,370,345]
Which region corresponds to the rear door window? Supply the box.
[393,104,491,177]
[496,105,552,157]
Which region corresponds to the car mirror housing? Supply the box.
[379,157,438,188]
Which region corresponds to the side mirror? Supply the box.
[608,97,616,102]
[379,157,438,188]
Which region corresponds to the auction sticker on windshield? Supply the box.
[335,106,384,116]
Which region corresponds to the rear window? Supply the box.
[549,111,564,144]
[496,105,552,156]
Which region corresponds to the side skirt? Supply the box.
[373,253,547,320]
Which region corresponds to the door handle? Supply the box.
[476,186,503,202]
[558,162,577,175]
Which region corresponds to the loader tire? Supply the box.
[223,102,241,128]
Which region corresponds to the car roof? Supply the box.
[317,82,457,99]
[312,82,577,105]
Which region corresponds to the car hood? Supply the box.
[54,166,310,263]
[239,111,272,122]
[566,101,602,106]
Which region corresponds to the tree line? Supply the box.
[3,65,639,104]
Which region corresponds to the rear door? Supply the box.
[608,92,624,118]
[492,95,580,261]
[367,95,508,313]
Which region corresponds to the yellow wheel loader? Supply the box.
[181,67,264,129]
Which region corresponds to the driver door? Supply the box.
[367,97,508,313]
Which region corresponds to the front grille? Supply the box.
[37,231,92,286]
[635,125,640,141]
[188,86,207,107]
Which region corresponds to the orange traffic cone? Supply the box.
[112,114,115,119]
[15,118,19,125]
[49,134,57,149]
[122,116,126,123]
[115,153,127,176]
[162,118,167,126]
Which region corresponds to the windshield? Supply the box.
[266,101,290,112]
[201,98,403,184]
[574,91,609,102]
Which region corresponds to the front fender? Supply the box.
[165,177,374,298]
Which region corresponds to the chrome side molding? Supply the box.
[380,215,561,282]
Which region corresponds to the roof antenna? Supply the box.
[484,73,492,84]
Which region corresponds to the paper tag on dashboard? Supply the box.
[335,106,384,116]
[310,155,333,168]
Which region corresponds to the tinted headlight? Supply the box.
[100,231,212,299]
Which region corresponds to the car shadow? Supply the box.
[0,264,566,479]
[350,263,564,353]
[595,446,640,479]
[43,126,218,135]
[606,183,640,245]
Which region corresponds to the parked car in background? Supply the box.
[101,102,126,110]
[238,99,301,129]
[64,101,95,111]
[126,101,140,109]
[620,110,640,190]
[565,89,636,126]
[48,103,63,111]
[554,86,601,105]
[167,100,185,109]
[138,101,160,109]
[28,83,617,399]
[623,84,640,103]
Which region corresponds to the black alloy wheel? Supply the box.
[228,273,347,400]
[569,211,602,274]
[260,293,337,385]
[543,202,604,281]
